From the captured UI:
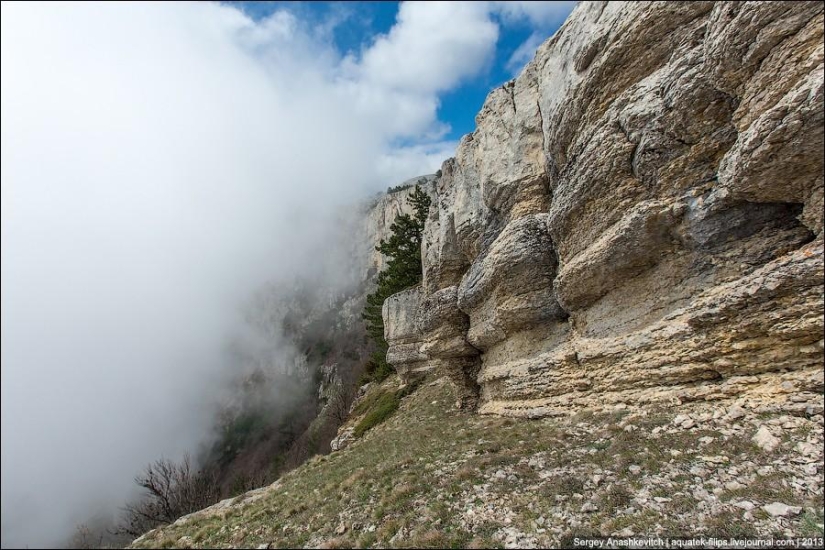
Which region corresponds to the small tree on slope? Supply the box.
[361,184,431,382]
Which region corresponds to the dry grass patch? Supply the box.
[318,535,354,549]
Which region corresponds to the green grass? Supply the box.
[599,484,633,510]
[352,385,394,417]
[353,391,401,437]
[351,379,422,438]
[801,508,825,537]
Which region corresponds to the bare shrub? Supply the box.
[68,524,102,549]
[325,382,357,425]
[115,453,218,537]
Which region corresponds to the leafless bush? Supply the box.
[68,524,102,549]
[325,382,357,425]
[283,429,312,471]
[115,453,218,538]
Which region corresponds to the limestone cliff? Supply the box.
[383,1,825,416]
[358,175,437,283]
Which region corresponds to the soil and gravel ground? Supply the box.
[131,375,824,549]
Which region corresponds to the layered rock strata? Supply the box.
[383,1,824,416]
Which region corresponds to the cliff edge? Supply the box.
[383,0,825,417]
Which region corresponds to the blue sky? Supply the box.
[232,1,576,142]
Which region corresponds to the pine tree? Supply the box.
[361,184,431,382]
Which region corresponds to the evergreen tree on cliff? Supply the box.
[362,184,431,381]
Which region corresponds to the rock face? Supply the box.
[359,175,437,282]
[333,175,436,331]
[383,1,824,416]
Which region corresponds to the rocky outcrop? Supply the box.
[383,285,480,407]
[330,427,355,452]
[383,1,824,416]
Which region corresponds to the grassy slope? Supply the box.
[131,375,824,549]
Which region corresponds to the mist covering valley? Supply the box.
[0,3,427,547]
[0,2,579,548]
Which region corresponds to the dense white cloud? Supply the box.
[353,2,499,94]
[332,1,500,142]
[1,1,575,547]
[1,3,391,547]
[335,1,578,136]
[375,141,459,185]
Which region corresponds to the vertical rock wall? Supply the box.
[383,1,824,416]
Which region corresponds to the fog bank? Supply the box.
[0,3,441,547]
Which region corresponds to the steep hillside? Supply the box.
[383,1,824,416]
[145,177,438,517]
[130,375,823,548]
[127,1,824,547]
